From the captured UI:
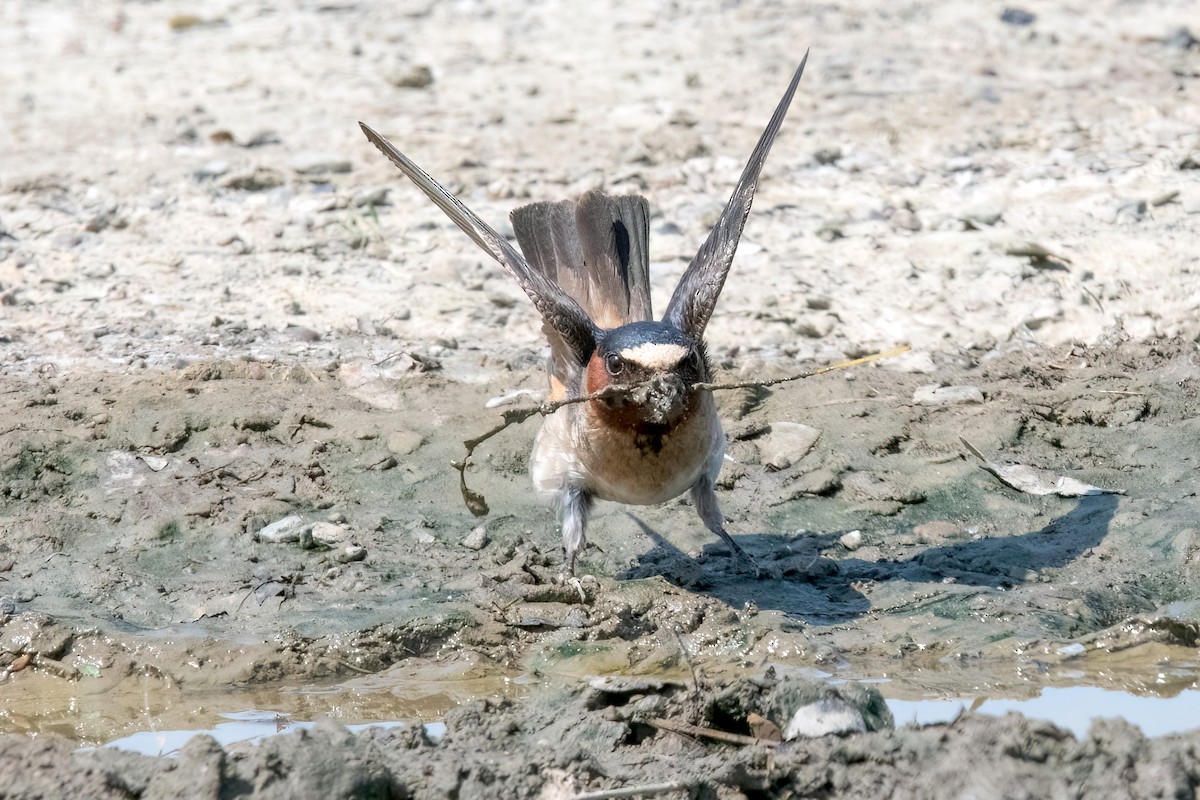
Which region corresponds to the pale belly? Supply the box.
[530,394,722,506]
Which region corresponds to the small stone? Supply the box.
[412,529,436,545]
[1000,7,1036,25]
[1114,198,1147,224]
[791,468,842,496]
[336,544,367,564]
[258,515,310,543]
[962,206,1003,228]
[890,207,921,232]
[792,313,837,339]
[195,160,229,180]
[352,187,390,207]
[220,167,284,191]
[839,530,863,550]
[311,522,349,546]
[461,526,489,551]
[289,152,353,175]
[386,430,424,456]
[387,64,434,89]
[328,512,347,524]
[0,597,14,616]
[757,422,822,471]
[13,588,36,603]
[784,697,868,739]
[283,325,321,342]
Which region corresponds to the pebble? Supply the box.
[352,187,390,207]
[289,152,353,175]
[461,526,489,551]
[961,206,1003,227]
[220,167,284,191]
[1000,7,1036,25]
[386,430,424,456]
[13,588,37,603]
[890,207,922,232]
[336,544,367,564]
[912,385,985,406]
[784,697,868,740]
[757,422,822,471]
[791,313,837,339]
[886,350,937,374]
[0,596,15,616]
[839,530,864,550]
[387,64,434,89]
[412,529,436,545]
[1114,198,1147,224]
[195,160,229,180]
[311,522,349,546]
[257,515,310,543]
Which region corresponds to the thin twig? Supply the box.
[453,345,910,514]
[646,716,775,748]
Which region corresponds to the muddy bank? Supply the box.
[3,674,1199,799]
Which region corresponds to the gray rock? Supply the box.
[257,515,310,544]
[839,530,864,550]
[336,544,367,564]
[386,430,424,456]
[387,64,434,89]
[461,526,489,551]
[757,422,822,471]
[289,152,353,175]
[785,696,868,739]
[311,522,349,546]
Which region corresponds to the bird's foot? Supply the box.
[554,572,599,602]
[727,542,765,579]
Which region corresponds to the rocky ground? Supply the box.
[2,0,1199,797]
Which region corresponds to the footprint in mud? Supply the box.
[621,494,1118,624]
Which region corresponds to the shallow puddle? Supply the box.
[888,687,1200,738]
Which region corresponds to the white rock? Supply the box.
[386,430,424,456]
[311,522,349,546]
[784,697,868,740]
[839,530,863,550]
[913,385,985,406]
[336,544,367,563]
[461,526,489,551]
[257,515,310,544]
[757,422,822,471]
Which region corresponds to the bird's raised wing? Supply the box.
[359,122,597,364]
[663,52,808,339]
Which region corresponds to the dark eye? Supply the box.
[604,353,624,376]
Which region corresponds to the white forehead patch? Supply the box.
[618,343,689,370]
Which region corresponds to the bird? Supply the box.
[360,52,808,577]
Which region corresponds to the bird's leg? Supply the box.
[558,485,593,578]
[691,475,762,576]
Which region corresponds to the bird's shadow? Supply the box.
[618,493,1119,625]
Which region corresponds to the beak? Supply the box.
[626,374,688,425]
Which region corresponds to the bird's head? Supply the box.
[585,321,709,428]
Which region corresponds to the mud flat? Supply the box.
[2,0,1200,796]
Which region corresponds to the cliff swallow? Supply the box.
[360,53,807,576]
